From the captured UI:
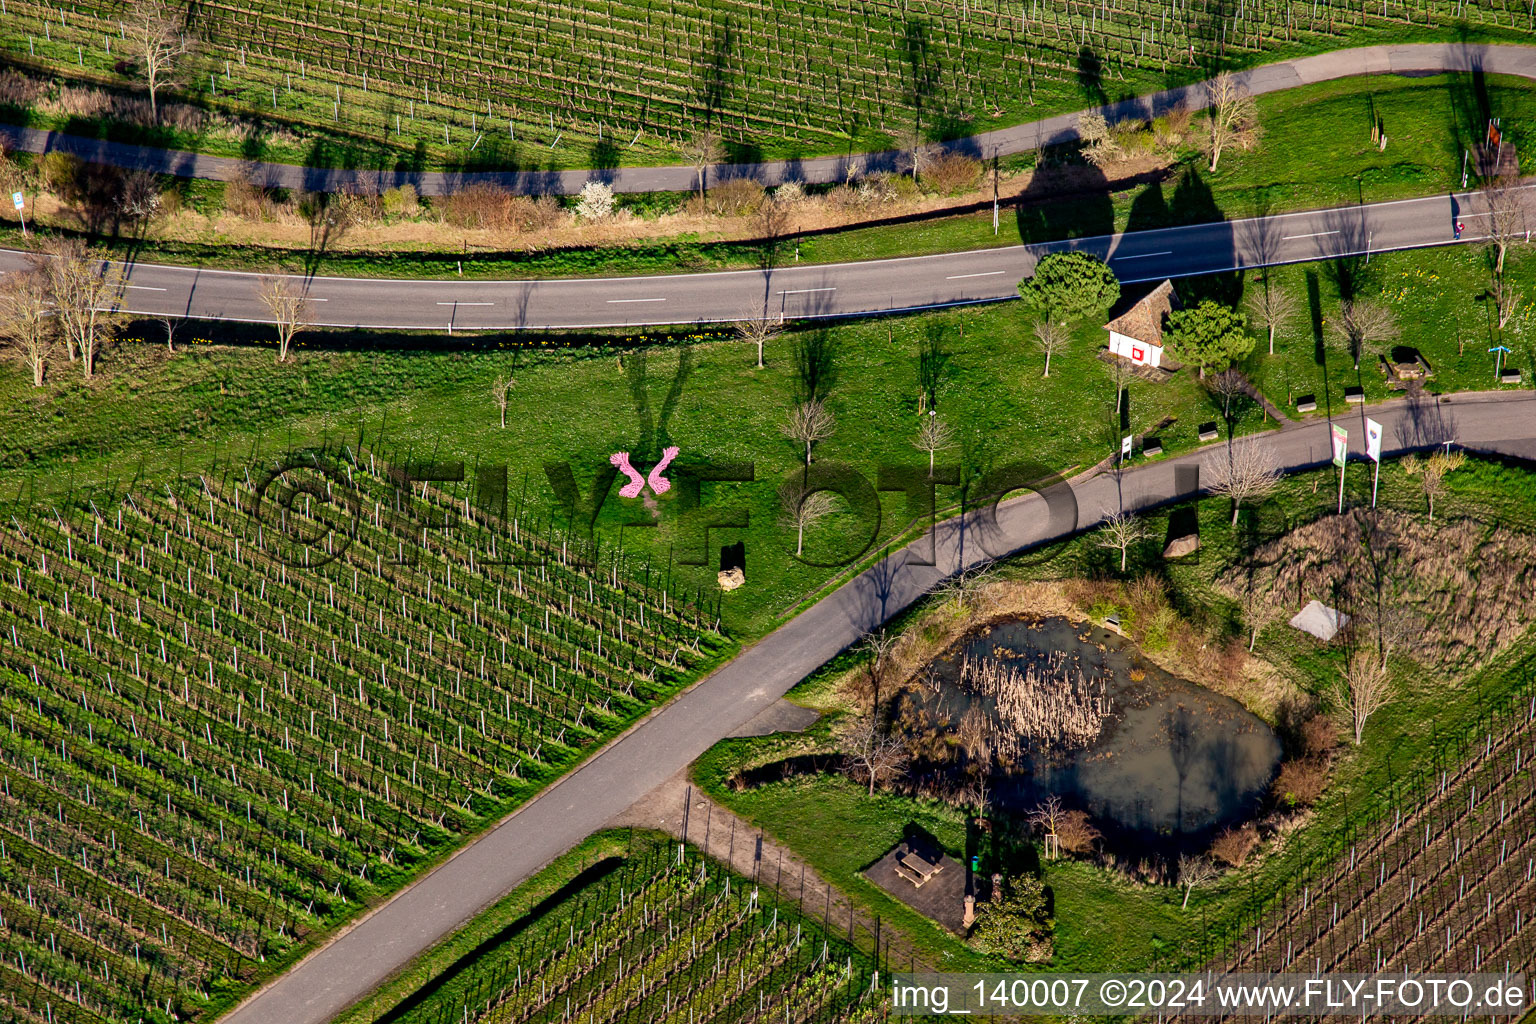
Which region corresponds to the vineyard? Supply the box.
[0,445,727,1024]
[383,838,886,1024]
[0,0,1530,171]
[1181,679,1536,1009]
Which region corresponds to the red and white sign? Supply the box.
[1108,332,1163,367]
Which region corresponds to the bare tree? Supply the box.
[1491,274,1523,333]
[782,398,836,465]
[1403,450,1464,521]
[125,0,193,123]
[158,315,181,353]
[1334,650,1395,745]
[842,714,909,797]
[1239,577,1280,652]
[1178,854,1217,909]
[1028,795,1066,858]
[778,478,837,556]
[1329,298,1398,371]
[681,131,724,204]
[733,313,781,369]
[934,561,998,614]
[258,277,311,364]
[34,237,121,379]
[0,269,55,386]
[1244,281,1300,356]
[894,127,933,183]
[1031,318,1067,378]
[1096,509,1146,572]
[1208,441,1282,526]
[860,628,900,721]
[491,375,514,428]
[1204,72,1260,172]
[1205,367,1248,421]
[913,412,955,477]
[1485,173,1529,277]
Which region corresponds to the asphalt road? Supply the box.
[2,185,1529,331]
[0,43,1530,195]
[222,387,1536,1024]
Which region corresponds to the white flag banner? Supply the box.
[1121,434,1133,457]
[1365,418,1383,463]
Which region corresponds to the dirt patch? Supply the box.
[1221,509,1536,674]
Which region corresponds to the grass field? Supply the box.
[0,0,1527,173]
[0,453,725,1023]
[691,454,1536,972]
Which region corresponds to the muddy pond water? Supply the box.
[916,616,1281,858]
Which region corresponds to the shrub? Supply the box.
[774,181,807,204]
[381,184,419,218]
[708,176,765,216]
[511,194,565,232]
[441,182,513,229]
[1141,606,1177,652]
[1300,714,1338,758]
[1055,810,1101,854]
[925,153,982,194]
[36,151,80,193]
[576,179,616,220]
[1272,758,1329,808]
[1209,825,1258,867]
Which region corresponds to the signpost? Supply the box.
[1490,345,1512,379]
[1331,423,1348,514]
[1120,434,1133,461]
[1365,417,1383,508]
[12,191,24,237]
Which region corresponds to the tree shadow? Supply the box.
[903,17,941,142]
[1077,47,1108,107]
[694,15,737,123]
[1125,179,1171,233]
[1169,167,1239,306]
[624,344,694,463]
[793,329,838,405]
[917,322,953,411]
[1013,148,1113,244]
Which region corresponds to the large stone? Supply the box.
[717,567,746,591]
[1164,534,1200,559]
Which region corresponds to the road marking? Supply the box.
[436,301,494,305]
[308,297,328,301]
[945,270,1006,279]
[606,297,666,303]
[124,285,167,291]
[1282,229,1340,240]
[1112,250,1172,261]
[777,287,837,295]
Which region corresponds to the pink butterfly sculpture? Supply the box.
[609,446,679,498]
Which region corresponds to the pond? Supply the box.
[905,616,1281,859]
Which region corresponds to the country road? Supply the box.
[3,185,1529,331]
[0,43,1531,195]
[220,389,1536,1024]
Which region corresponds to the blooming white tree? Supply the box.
[576,180,615,221]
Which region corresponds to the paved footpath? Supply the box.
[1,43,1532,196]
[220,389,1536,1024]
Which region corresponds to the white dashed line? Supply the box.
[124,285,167,291]
[1282,230,1340,240]
[606,298,667,303]
[436,301,494,305]
[945,270,1007,279]
[777,287,837,295]
[1112,250,1173,261]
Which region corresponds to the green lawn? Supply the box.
[692,455,1536,972]
[3,301,1227,638]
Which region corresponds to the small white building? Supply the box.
[1104,279,1178,368]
